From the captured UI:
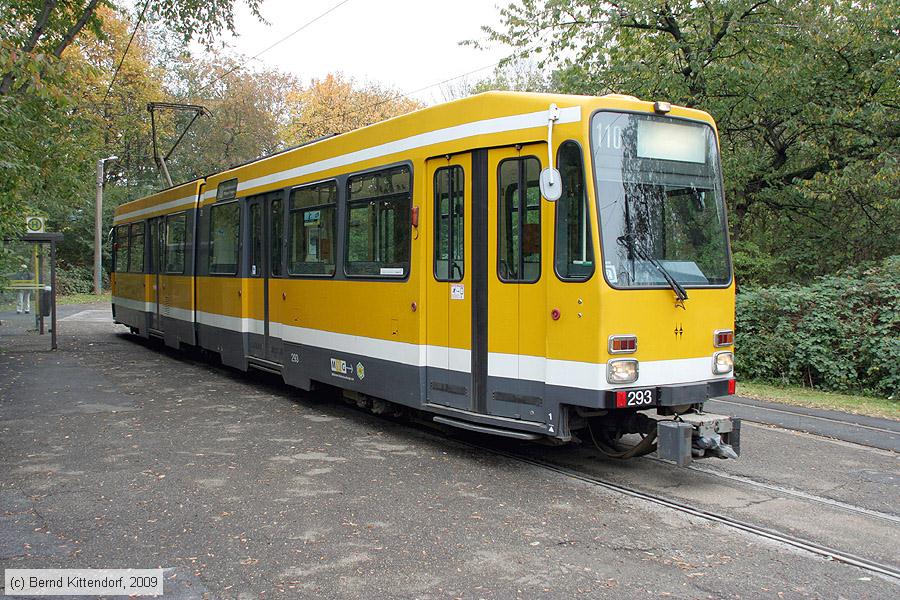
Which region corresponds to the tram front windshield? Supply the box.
[591,112,731,289]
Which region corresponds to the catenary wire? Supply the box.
[295,51,528,136]
[102,0,152,105]
[193,0,354,95]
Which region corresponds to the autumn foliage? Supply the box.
[282,73,423,144]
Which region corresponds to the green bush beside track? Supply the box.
[736,256,900,398]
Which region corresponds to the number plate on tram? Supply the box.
[616,388,656,408]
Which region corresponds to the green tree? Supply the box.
[160,55,301,183]
[49,5,169,268]
[481,0,900,283]
[0,1,262,97]
[441,58,550,100]
[0,0,263,244]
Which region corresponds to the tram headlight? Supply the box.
[713,351,734,375]
[607,359,639,384]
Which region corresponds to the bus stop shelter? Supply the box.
[1,232,63,350]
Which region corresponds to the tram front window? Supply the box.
[591,112,731,289]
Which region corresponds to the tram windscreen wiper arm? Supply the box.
[617,234,689,302]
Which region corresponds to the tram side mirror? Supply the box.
[539,168,562,202]
[541,103,563,202]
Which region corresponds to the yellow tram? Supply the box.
[112,92,739,465]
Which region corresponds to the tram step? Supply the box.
[433,415,543,440]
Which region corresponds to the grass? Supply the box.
[57,291,111,305]
[738,381,898,421]
[1,291,110,311]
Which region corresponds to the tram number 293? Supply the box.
[626,389,655,407]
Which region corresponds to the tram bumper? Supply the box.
[657,413,741,467]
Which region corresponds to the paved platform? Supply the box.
[0,307,53,353]
[1,305,897,598]
[707,396,900,452]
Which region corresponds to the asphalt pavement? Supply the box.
[1,304,897,599]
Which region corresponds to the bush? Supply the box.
[736,256,900,398]
[57,263,97,295]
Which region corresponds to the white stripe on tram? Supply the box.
[113,195,196,224]
[113,295,728,392]
[116,106,581,221]
[199,106,583,201]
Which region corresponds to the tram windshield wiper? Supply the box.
[617,234,689,302]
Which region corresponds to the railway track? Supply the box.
[170,363,900,581]
[643,457,900,526]
[709,398,899,437]
[290,384,900,582]
[454,439,900,582]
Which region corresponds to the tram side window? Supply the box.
[289,181,337,276]
[209,201,240,275]
[148,219,159,274]
[498,156,541,282]
[271,198,283,276]
[114,225,129,272]
[165,213,186,274]
[128,222,145,273]
[555,141,595,281]
[346,166,411,277]
[434,166,465,282]
[249,203,263,277]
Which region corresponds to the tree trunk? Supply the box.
[52,0,102,58]
[0,0,101,96]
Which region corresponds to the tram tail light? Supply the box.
[609,335,637,354]
[714,329,734,347]
[607,359,639,384]
[615,391,628,408]
[728,379,736,395]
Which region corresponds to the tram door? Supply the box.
[246,192,283,364]
[486,145,547,422]
[148,216,164,331]
[425,153,473,411]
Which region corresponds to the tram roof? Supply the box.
[115,91,715,222]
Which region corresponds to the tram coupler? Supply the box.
[657,413,740,467]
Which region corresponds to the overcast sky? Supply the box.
[218,0,511,104]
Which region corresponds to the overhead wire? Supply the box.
[296,50,529,135]
[102,0,152,105]
[185,0,525,126]
[174,0,522,132]
[227,50,525,167]
[193,0,354,95]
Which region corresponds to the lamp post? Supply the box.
[95,155,118,295]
